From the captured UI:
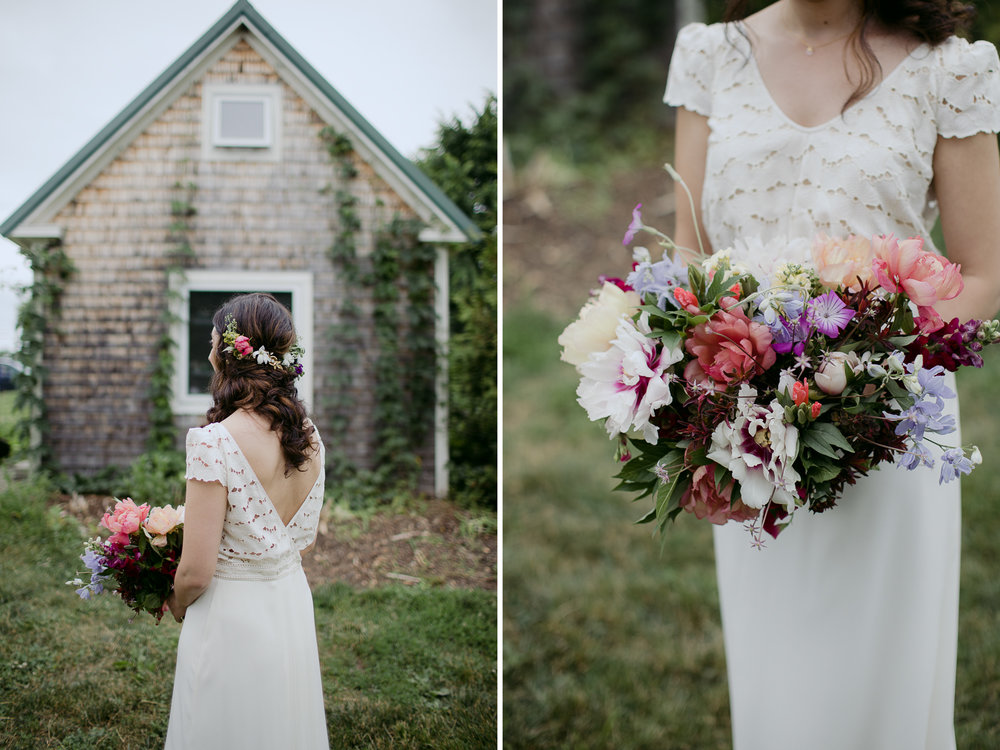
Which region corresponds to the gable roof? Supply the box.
[0,0,480,243]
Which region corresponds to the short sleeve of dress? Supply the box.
[934,37,1000,138]
[185,426,228,488]
[664,23,718,116]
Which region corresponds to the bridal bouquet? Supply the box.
[560,199,998,546]
[67,497,184,621]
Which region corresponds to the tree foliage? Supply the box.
[418,94,498,508]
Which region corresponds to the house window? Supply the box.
[170,270,313,415]
[202,84,282,160]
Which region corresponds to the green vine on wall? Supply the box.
[14,241,75,467]
[148,180,198,452]
[371,215,436,479]
[319,127,435,497]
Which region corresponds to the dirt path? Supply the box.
[56,493,497,591]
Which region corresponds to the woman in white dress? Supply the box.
[164,293,328,749]
[667,1,1000,747]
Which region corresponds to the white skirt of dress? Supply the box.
[714,380,960,750]
[165,566,328,750]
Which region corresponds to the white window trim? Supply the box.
[169,270,314,416]
[201,83,282,161]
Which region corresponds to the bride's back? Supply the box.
[221,409,321,525]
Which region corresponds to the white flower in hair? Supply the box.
[254,347,272,366]
[282,352,295,367]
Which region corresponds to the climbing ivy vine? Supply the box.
[14,241,75,467]
[147,180,198,452]
[319,127,436,500]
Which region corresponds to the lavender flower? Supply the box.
[807,291,855,338]
[626,255,689,310]
[623,203,644,246]
[939,448,976,484]
[897,441,935,471]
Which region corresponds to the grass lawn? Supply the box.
[502,304,1000,749]
[0,475,496,749]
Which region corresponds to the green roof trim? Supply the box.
[0,0,480,240]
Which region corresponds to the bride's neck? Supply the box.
[780,0,863,38]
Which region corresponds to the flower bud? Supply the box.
[815,352,850,395]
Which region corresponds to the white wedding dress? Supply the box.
[665,23,1000,750]
[165,422,328,749]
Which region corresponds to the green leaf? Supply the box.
[634,506,657,524]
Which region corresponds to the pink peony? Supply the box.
[684,305,777,389]
[143,504,185,547]
[233,335,253,357]
[812,234,875,290]
[871,234,963,330]
[680,464,758,525]
[100,498,151,546]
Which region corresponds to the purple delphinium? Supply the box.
[939,448,976,484]
[622,203,644,246]
[897,440,935,471]
[807,291,855,338]
[626,255,689,310]
[769,312,810,356]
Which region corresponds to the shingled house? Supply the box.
[0,1,479,495]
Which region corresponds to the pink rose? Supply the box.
[812,234,875,291]
[100,498,150,546]
[233,335,253,357]
[684,306,776,389]
[871,235,963,330]
[143,504,184,547]
[680,465,759,525]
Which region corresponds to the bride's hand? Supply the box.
[166,591,187,623]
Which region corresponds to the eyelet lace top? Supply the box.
[185,421,325,581]
[664,23,1000,254]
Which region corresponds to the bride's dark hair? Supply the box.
[723,0,977,108]
[206,293,314,474]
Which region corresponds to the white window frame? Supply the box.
[201,83,282,161]
[169,270,314,416]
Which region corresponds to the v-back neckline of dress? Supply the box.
[740,25,929,132]
[215,422,321,530]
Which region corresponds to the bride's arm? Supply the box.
[672,107,713,262]
[166,479,227,623]
[932,131,1000,323]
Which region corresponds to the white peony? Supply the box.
[707,385,801,508]
[576,313,684,443]
[558,282,641,368]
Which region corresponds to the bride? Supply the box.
[164,293,328,748]
[667,0,1000,747]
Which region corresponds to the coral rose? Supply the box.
[100,498,151,546]
[233,335,253,357]
[680,464,758,525]
[871,234,963,321]
[684,305,777,389]
[559,282,641,367]
[811,234,875,290]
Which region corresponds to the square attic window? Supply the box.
[203,84,281,153]
[213,95,271,147]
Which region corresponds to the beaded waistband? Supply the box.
[213,553,301,582]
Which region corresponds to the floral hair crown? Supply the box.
[221,314,304,378]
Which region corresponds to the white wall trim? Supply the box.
[201,82,283,161]
[433,245,449,498]
[169,269,314,416]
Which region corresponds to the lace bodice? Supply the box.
[664,23,1000,254]
[185,422,326,581]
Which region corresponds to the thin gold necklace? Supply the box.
[784,13,857,56]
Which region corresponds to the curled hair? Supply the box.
[723,0,977,108]
[206,293,315,474]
